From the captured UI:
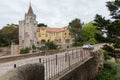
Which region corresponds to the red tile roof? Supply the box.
[46,27,65,32]
[36,27,67,33]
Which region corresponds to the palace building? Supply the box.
[36,27,74,48]
[11,3,74,55]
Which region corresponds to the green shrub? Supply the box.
[37,46,46,51]
[20,47,30,54]
[96,62,120,80]
[45,41,58,50]
[104,51,111,60]
[72,42,83,46]
[96,62,116,80]
[32,44,36,50]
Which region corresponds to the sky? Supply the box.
[0,0,111,29]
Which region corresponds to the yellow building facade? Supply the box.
[36,27,74,48]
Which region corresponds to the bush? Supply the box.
[37,46,46,51]
[32,44,36,50]
[20,47,30,54]
[104,51,111,60]
[95,62,116,80]
[72,42,83,46]
[45,41,58,50]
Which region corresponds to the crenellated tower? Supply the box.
[19,4,37,50]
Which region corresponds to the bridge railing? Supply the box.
[0,47,93,80]
[40,47,93,80]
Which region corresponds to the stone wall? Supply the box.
[58,50,104,80]
[0,47,11,56]
[0,63,44,80]
[11,44,19,55]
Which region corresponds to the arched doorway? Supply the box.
[41,39,46,45]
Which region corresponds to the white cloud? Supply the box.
[0,0,110,29]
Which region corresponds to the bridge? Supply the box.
[0,44,103,80]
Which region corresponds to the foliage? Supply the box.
[94,14,110,30]
[86,38,97,45]
[37,46,46,51]
[20,47,30,54]
[76,22,98,45]
[106,0,120,19]
[102,45,115,58]
[32,44,36,50]
[72,42,82,47]
[82,22,99,44]
[94,0,120,59]
[0,32,9,46]
[83,22,100,38]
[45,41,58,50]
[68,18,82,42]
[94,0,120,38]
[94,33,106,43]
[96,62,116,80]
[113,38,120,48]
[38,23,47,27]
[0,24,18,47]
[104,51,112,60]
[96,61,120,80]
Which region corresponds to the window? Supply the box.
[37,42,39,44]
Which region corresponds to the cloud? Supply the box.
[0,0,110,29]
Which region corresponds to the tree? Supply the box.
[68,18,82,42]
[94,14,110,30]
[106,0,120,19]
[94,0,120,58]
[38,23,47,27]
[77,22,99,44]
[0,24,18,46]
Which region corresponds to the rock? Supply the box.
[0,63,44,80]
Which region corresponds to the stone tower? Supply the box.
[19,4,37,50]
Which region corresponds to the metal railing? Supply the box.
[0,47,93,80]
[40,48,93,80]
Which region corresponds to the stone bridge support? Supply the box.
[0,63,44,80]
